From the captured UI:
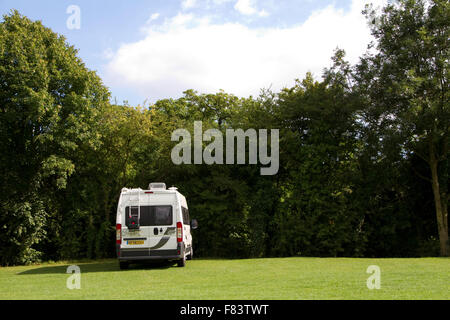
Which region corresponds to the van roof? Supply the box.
[120,186,186,207]
[121,182,181,193]
[120,187,178,194]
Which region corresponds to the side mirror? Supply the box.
[190,219,198,230]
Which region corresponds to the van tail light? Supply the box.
[116,224,121,244]
[177,222,183,242]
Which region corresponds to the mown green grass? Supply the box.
[0,257,448,299]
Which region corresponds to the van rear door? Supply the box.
[121,206,148,249]
[122,205,176,251]
[141,205,177,252]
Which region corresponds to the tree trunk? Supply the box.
[429,144,449,257]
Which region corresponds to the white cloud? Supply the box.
[105,0,386,101]
[234,0,257,15]
[258,9,269,17]
[140,13,162,33]
[147,13,160,23]
[102,47,114,60]
[171,12,195,26]
[182,0,197,10]
[233,0,268,17]
[211,0,234,4]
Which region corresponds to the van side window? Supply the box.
[182,207,190,224]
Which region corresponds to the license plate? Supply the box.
[127,240,144,245]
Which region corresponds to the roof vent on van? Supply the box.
[168,187,178,191]
[149,182,166,190]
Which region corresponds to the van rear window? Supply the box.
[125,206,173,226]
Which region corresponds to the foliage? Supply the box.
[0,11,109,264]
[0,1,448,265]
[357,0,449,255]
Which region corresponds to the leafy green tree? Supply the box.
[0,11,109,264]
[269,69,364,257]
[357,0,449,255]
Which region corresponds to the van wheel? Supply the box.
[187,247,193,260]
[119,261,129,270]
[177,256,186,267]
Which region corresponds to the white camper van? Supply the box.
[115,183,197,269]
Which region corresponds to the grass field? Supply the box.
[0,257,448,300]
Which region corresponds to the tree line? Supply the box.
[0,0,448,265]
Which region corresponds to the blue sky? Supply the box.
[0,0,383,106]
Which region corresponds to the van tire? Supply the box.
[177,256,186,267]
[119,261,129,270]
